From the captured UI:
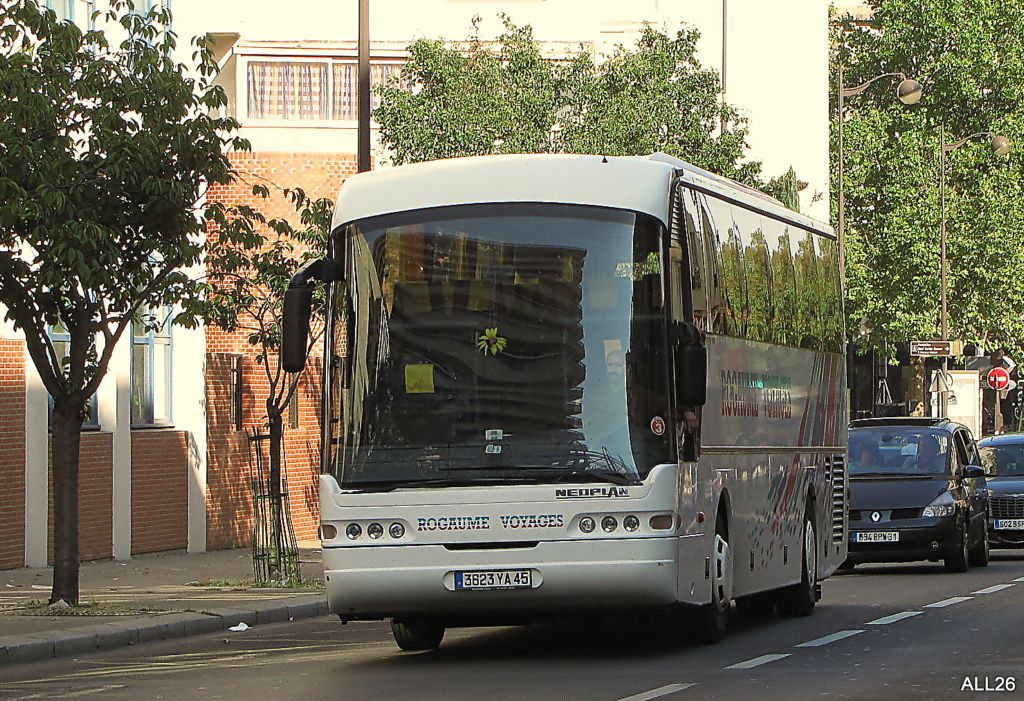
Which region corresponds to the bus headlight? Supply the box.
[389,522,405,539]
[579,517,596,534]
[601,516,618,533]
[623,515,640,532]
[367,522,384,539]
[345,523,362,540]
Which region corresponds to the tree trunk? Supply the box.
[50,396,85,606]
[911,357,927,413]
[267,403,283,503]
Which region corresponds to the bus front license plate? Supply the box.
[852,531,900,543]
[454,569,532,591]
[994,519,1024,530]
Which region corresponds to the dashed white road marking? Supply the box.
[795,629,864,648]
[867,611,923,625]
[1014,576,1024,583]
[617,683,697,701]
[924,596,972,608]
[725,653,791,669]
[973,583,1015,595]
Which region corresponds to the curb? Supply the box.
[0,594,330,666]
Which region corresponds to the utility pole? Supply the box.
[357,0,371,173]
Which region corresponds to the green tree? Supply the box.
[833,0,1024,358]
[375,17,765,187]
[197,185,332,585]
[0,1,244,604]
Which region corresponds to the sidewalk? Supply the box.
[0,544,328,665]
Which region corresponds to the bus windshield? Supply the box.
[328,203,671,489]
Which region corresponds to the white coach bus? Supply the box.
[283,153,848,650]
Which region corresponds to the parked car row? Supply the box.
[843,417,1024,572]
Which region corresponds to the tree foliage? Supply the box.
[833,0,1024,357]
[0,0,245,604]
[375,17,765,187]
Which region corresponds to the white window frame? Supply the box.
[238,53,404,129]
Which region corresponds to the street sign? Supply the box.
[987,367,1011,391]
[911,340,963,357]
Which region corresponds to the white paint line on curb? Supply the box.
[795,629,864,648]
[924,596,973,608]
[972,583,1015,595]
[867,611,923,625]
[725,653,791,670]
[617,683,697,701]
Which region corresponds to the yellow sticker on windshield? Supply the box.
[405,364,435,394]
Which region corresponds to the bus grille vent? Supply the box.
[830,455,846,544]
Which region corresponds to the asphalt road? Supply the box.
[2,554,1023,701]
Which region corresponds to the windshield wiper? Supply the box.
[437,465,639,486]
[346,477,519,493]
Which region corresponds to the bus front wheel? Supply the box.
[391,618,445,651]
[695,519,732,643]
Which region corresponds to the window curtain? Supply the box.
[248,61,328,120]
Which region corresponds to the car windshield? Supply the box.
[848,427,952,476]
[979,442,1024,477]
[326,203,672,489]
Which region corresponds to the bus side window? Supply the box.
[704,195,745,338]
[683,190,709,330]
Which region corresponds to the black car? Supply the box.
[845,417,989,572]
[978,433,1024,549]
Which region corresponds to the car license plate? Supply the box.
[852,531,900,543]
[994,519,1024,530]
[454,569,532,591]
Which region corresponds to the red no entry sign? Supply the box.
[987,367,1011,390]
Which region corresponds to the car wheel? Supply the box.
[391,618,445,651]
[694,517,732,643]
[969,518,990,567]
[944,521,970,573]
[779,512,817,617]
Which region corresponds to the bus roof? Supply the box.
[332,153,833,239]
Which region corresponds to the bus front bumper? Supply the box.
[323,536,683,620]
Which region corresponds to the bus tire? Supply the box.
[695,516,732,643]
[778,512,817,617]
[391,618,445,651]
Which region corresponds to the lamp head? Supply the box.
[896,78,923,105]
[991,135,1011,157]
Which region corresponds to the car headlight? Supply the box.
[922,492,956,518]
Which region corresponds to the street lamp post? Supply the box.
[937,127,1011,417]
[836,66,922,284]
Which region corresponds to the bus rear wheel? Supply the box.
[778,513,817,617]
[391,618,445,651]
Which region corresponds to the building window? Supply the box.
[246,59,403,122]
[48,323,99,429]
[131,307,172,425]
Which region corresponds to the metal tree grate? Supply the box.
[247,427,301,586]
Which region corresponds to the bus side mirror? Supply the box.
[674,321,707,408]
[283,285,314,373]
[282,258,340,374]
[677,344,708,407]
